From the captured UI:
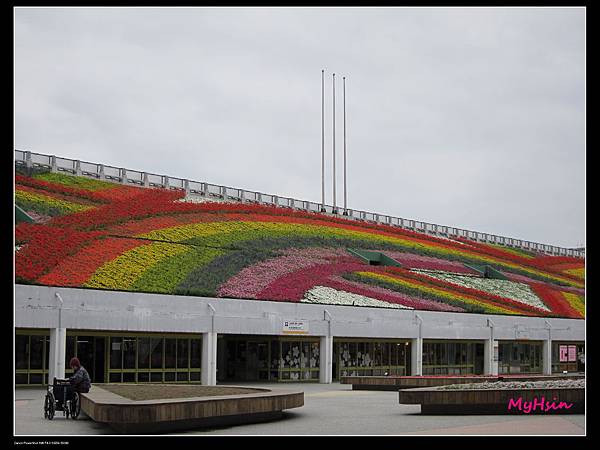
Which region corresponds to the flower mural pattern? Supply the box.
[15,170,585,318]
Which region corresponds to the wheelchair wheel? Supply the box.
[70,393,81,419]
[44,393,55,420]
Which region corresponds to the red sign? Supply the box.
[559,345,569,362]
[568,345,577,362]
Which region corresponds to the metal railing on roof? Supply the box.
[14,149,585,259]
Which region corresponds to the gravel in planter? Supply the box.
[437,379,585,390]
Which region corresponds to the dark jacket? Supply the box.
[69,366,91,393]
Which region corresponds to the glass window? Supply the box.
[30,336,44,370]
[382,343,390,366]
[151,372,162,382]
[281,342,291,369]
[15,373,28,384]
[190,339,201,369]
[302,342,310,369]
[270,340,280,376]
[164,372,176,381]
[176,372,189,382]
[110,337,122,370]
[15,335,29,370]
[177,339,189,369]
[30,373,43,384]
[123,337,136,369]
[109,372,121,382]
[310,342,320,368]
[190,371,201,381]
[151,338,163,369]
[399,342,407,366]
[45,338,50,369]
[65,336,76,369]
[164,339,176,369]
[122,372,135,382]
[138,338,151,369]
[448,343,457,366]
[290,343,300,369]
[349,343,357,367]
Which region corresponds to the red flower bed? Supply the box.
[528,283,582,319]
[49,188,186,230]
[36,236,144,286]
[92,184,153,202]
[15,224,105,281]
[531,255,584,266]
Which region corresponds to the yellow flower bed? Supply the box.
[564,267,584,279]
[15,189,93,213]
[562,292,585,316]
[84,241,190,290]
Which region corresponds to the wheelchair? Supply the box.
[43,378,81,420]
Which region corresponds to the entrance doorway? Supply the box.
[219,337,270,382]
[74,336,106,383]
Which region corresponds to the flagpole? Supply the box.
[332,73,337,214]
[321,69,326,212]
[343,76,347,215]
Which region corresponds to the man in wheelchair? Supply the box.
[67,357,91,394]
[44,357,92,420]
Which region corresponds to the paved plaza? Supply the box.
[14,382,585,436]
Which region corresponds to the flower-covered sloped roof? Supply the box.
[14,169,585,319]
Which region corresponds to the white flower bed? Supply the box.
[176,194,235,204]
[302,286,413,309]
[411,269,550,311]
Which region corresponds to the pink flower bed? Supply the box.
[382,251,480,274]
[255,261,369,301]
[217,247,351,299]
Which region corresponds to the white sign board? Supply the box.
[282,320,309,335]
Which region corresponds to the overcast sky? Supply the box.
[14,7,585,248]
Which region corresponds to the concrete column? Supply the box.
[48,328,67,383]
[484,339,499,376]
[319,336,333,384]
[201,332,218,385]
[410,338,423,376]
[98,164,105,180]
[184,179,190,196]
[50,156,58,173]
[143,173,149,188]
[75,160,82,176]
[543,339,552,375]
[121,169,128,185]
[25,151,32,169]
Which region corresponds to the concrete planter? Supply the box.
[81,384,304,433]
[398,385,584,415]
